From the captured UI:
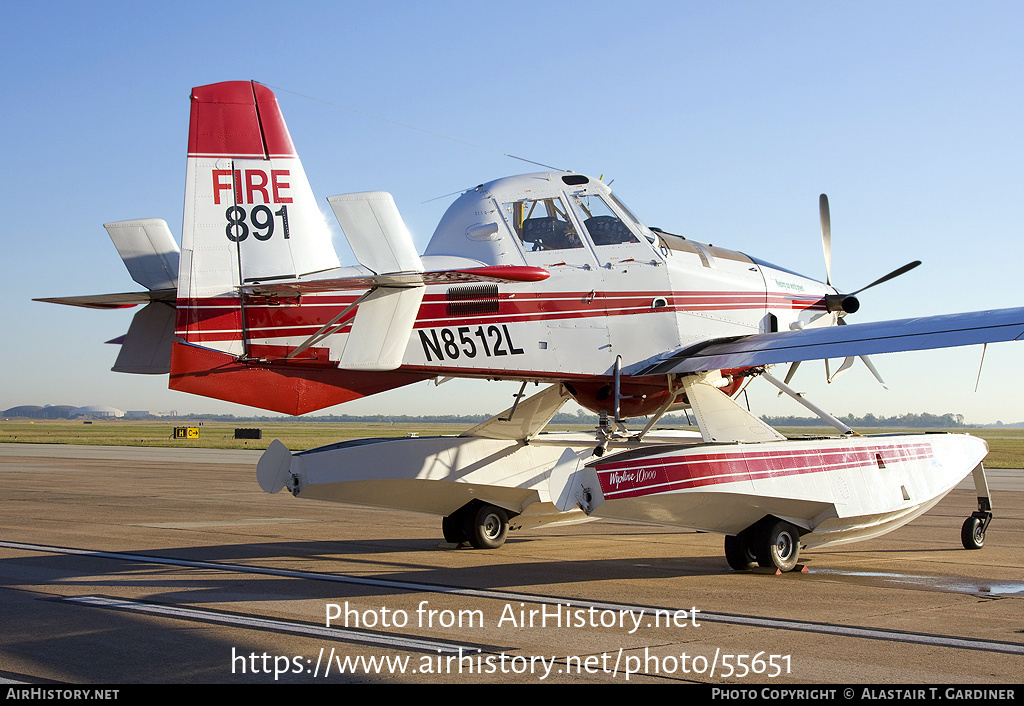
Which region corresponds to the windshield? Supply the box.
[502,197,584,251]
[568,193,640,246]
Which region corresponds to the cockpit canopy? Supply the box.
[424,172,658,267]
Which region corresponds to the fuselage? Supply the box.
[175,171,836,416]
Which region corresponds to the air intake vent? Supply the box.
[447,284,500,317]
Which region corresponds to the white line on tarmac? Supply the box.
[61,595,468,653]
[4,540,1023,656]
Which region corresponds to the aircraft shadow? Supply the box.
[0,536,730,608]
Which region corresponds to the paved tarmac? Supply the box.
[0,443,1021,685]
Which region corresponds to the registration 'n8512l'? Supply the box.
[419,325,524,362]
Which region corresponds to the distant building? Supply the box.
[70,405,124,419]
[3,405,77,419]
[3,405,43,418]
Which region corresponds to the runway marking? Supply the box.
[61,595,468,654]
[4,540,1023,656]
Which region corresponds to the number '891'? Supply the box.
[225,205,291,242]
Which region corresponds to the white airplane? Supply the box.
[40,81,1024,572]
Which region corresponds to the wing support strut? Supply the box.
[761,370,857,435]
[500,381,530,422]
[285,289,375,360]
[634,375,687,440]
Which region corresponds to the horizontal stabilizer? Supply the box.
[244,264,549,297]
[36,219,178,310]
[34,290,174,310]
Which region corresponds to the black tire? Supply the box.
[442,513,468,544]
[754,520,801,572]
[961,516,985,550]
[724,532,758,571]
[469,504,508,549]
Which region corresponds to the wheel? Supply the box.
[442,513,468,544]
[961,516,985,550]
[754,520,801,572]
[468,504,508,549]
[724,532,758,571]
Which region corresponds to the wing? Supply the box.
[633,307,1024,376]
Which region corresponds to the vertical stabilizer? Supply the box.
[177,81,340,353]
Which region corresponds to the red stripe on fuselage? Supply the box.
[174,290,826,342]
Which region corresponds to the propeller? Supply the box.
[818,193,921,317]
[787,194,920,389]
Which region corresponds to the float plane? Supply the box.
[39,81,1024,572]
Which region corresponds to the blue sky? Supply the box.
[2,1,1022,423]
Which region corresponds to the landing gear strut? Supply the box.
[961,464,993,550]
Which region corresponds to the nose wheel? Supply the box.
[961,516,987,549]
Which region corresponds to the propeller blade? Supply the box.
[827,356,856,383]
[783,360,801,385]
[849,260,922,296]
[777,360,802,396]
[859,355,889,390]
[819,194,832,286]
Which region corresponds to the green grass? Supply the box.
[0,419,587,452]
[2,419,1023,467]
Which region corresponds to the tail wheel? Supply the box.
[469,504,509,549]
[754,519,801,572]
[724,531,758,571]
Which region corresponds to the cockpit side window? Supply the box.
[502,197,584,251]
[569,193,640,246]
